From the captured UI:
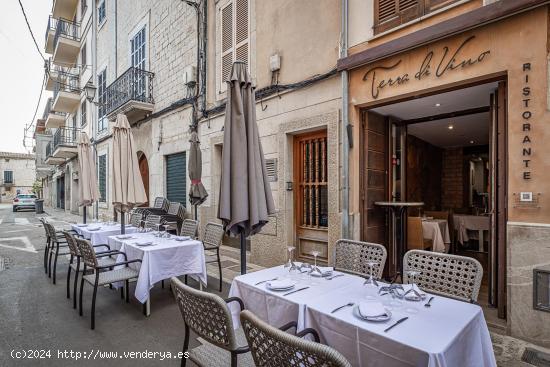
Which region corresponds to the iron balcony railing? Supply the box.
[46,141,53,157]
[46,57,80,77]
[53,71,80,101]
[53,127,79,150]
[53,18,80,51]
[105,67,154,117]
[43,98,65,120]
[45,15,57,43]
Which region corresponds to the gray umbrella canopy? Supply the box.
[111,114,147,214]
[188,130,208,206]
[218,61,275,242]
[77,132,100,207]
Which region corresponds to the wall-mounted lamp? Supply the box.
[84,81,97,104]
[286,181,293,191]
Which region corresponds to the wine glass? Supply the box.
[284,246,296,269]
[364,261,379,300]
[404,270,422,314]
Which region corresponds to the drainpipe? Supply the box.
[92,0,98,220]
[341,0,350,239]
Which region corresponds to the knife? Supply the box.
[384,317,408,332]
[254,277,277,286]
[283,286,309,296]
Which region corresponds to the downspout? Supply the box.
[92,0,98,220]
[114,0,117,77]
[341,0,350,239]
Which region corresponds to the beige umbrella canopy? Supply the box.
[218,61,275,274]
[111,114,147,218]
[188,130,208,207]
[77,132,100,222]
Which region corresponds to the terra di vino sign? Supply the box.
[362,35,491,99]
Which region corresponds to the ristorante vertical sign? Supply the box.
[521,63,533,180]
[362,35,491,99]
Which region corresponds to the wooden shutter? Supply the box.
[220,0,249,92]
[98,154,106,202]
[166,152,187,205]
[374,0,423,34]
[424,0,461,13]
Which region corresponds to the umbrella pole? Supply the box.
[121,212,126,235]
[240,233,247,275]
[194,205,198,220]
[83,206,87,224]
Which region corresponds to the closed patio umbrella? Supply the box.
[111,114,148,234]
[188,130,208,217]
[218,61,275,274]
[77,132,100,223]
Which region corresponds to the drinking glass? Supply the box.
[155,223,162,237]
[364,261,379,300]
[404,270,422,314]
[284,246,296,269]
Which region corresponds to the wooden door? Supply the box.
[361,111,391,276]
[294,131,329,263]
[138,153,149,207]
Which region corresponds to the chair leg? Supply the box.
[217,250,223,292]
[161,279,164,289]
[181,324,190,367]
[91,275,99,330]
[43,238,49,273]
[184,275,188,285]
[125,280,129,303]
[66,262,72,299]
[79,267,86,316]
[73,259,80,310]
[53,244,59,285]
[231,352,238,367]
[48,248,53,278]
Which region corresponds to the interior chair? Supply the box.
[62,231,114,309]
[240,309,352,367]
[333,239,387,279]
[171,277,252,367]
[202,222,224,292]
[407,217,432,251]
[180,219,199,238]
[75,237,140,329]
[403,249,483,303]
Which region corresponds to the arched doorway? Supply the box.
[138,152,150,206]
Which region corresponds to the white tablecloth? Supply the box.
[71,223,137,245]
[453,215,490,244]
[422,219,450,253]
[229,267,496,367]
[108,232,207,303]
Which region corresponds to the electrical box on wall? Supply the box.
[184,65,197,86]
[270,54,281,72]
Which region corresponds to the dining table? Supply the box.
[228,266,496,367]
[107,231,207,316]
[453,215,490,252]
[71,222,138,246]
[421,218,450,253]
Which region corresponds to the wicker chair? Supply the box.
[39,218,50,273]
[144,214,164,231]
[134,197,170,217]
[333,239,387,279]
[202,223,224,292]
[75,237,140,329]
[129,212,143,228]
[44,222,72,284]
[171,277,252,367]
[403,250,483,303]
[158,202,186,232]
[180,219,199,238]
[62,231,114,309]
[240,310,352,367]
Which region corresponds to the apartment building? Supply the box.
[0,152,35,202]
[339,0,550,347]
[41,0,94,214]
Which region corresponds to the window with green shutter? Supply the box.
[98,154,106,202]
[4,171,13,184]
[166,152,187,206]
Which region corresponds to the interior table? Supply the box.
[108,232,207,316]
[422,219,450,253]
[375,202,424,279]
[453,215,490,252]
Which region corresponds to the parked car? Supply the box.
[12,194,37,212]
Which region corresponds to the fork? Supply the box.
[330,302,354,314]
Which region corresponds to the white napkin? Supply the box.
[174,236,191,241]
[116,235,132,239]
[268,279,294,289]
[76,224,88,227]
[317,266,334,275]
[134,241,153,246]
[88,226,101,231]
[358,302,387,318]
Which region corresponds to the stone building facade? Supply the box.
[0,152,35,202]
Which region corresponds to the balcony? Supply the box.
[43,99,66,129]
[51,127,79,159]
[105,67,155,123]
[45,16,57,54]
[52,0,78,22]
[44,141,65,165]
[52,73,80,113]
[52,18,80,67]
[1,179,14,188]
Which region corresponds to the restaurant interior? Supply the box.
[370,81,504,324]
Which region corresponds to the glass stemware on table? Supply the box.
[363,261,379,300]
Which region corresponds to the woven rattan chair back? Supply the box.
[153,197,170,211]
[334,239,387,279]
[403,250,483,302]
[203,222,224,248]
[240,310,351,367]
[75,237,98,268]
[144,215,164,230]
[129,212,142,228]
[62,231,80,257]
[171,277,239,351]
[180,219,198,238]
[167,202,185,218]
[44,222,61,242]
